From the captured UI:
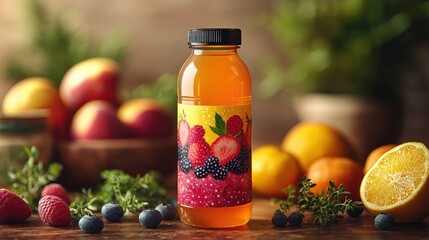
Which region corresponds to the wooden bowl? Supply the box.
[55,137,177,189]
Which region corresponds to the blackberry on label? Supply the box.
[179,159,192,173]
[226,159,245,174]
[212,166,228,180]
[204,156,221,173]
[194,166,209,178]
[178,145,190,162]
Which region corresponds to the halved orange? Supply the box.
[360,142,429,223]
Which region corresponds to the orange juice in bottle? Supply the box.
[177,28,252,228]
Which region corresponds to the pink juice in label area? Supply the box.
[177,28,252,228]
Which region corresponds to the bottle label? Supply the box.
[177,104,252,208]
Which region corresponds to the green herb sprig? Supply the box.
[7,147,62,212]
[273,176,362,226]
[70,170,169,219]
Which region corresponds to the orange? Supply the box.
[306,157,364,200]
[252,145,302,197]
[281,122,354,172]
[363,144,397,173]
[360,142,429,223]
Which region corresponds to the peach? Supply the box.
[117,98,174,138]
[71,100,127,140]
[60,58,120,112]
[1,77,70,139]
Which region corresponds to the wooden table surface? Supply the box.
[1,198,428,239]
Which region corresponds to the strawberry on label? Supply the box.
[226,115,243,135]
[188,141,212,166]
[188,125,206,144]
[211,135,241,165]
[177,105,252,208]
[0,188,32,223]
[178,119,190,147]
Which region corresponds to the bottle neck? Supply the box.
[189,45,239,55]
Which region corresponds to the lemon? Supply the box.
[281,122,354,172]
[360,142,429,223]
[252,145,302,197]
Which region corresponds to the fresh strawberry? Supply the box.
[188,125,205,144]
[188,141,212,166]
[0,188,31,223]
[38,195,71,227]
[211,135,241,165]
[178,119,190,147]
[41,183,71,205]
[226,115,243,135]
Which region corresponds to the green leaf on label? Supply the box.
[210,113,227,136]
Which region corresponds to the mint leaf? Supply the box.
[210,113,227,135]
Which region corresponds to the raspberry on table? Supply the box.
[38,195,71,226]
[41,183,71,205]
[0,188,31,223]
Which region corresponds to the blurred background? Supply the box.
[1,0,429,159]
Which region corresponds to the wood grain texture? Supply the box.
[1,199,428,239]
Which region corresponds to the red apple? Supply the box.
[71,100,127,140]
[117,98,174,138]
[60,58,120,112]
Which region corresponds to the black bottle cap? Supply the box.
[188,28,241,45]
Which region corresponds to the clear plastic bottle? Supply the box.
[177,28,252,228]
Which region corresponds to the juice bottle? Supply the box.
[177,28,252,228]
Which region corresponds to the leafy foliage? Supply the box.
[260,0,429,100]
[70,170,169,219]
[7,147,62,212]
[4,0,126,86]
[272,176,362,226]
[122,73,177,114]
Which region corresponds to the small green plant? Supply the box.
[5,0,126,86]
[272,176,362,226]
[260,0,429,101]
[7,147,62,212]
[70,170,169,219]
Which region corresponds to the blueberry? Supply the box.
[374,213,395,230]
[101,203,124,222]
[272,212,288,227]
[79,215,104,234]
[155,203,177,220]
[346,205,364,218]
[139,209,162,228]
[170,199,178,208]
[288,212,303,226]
